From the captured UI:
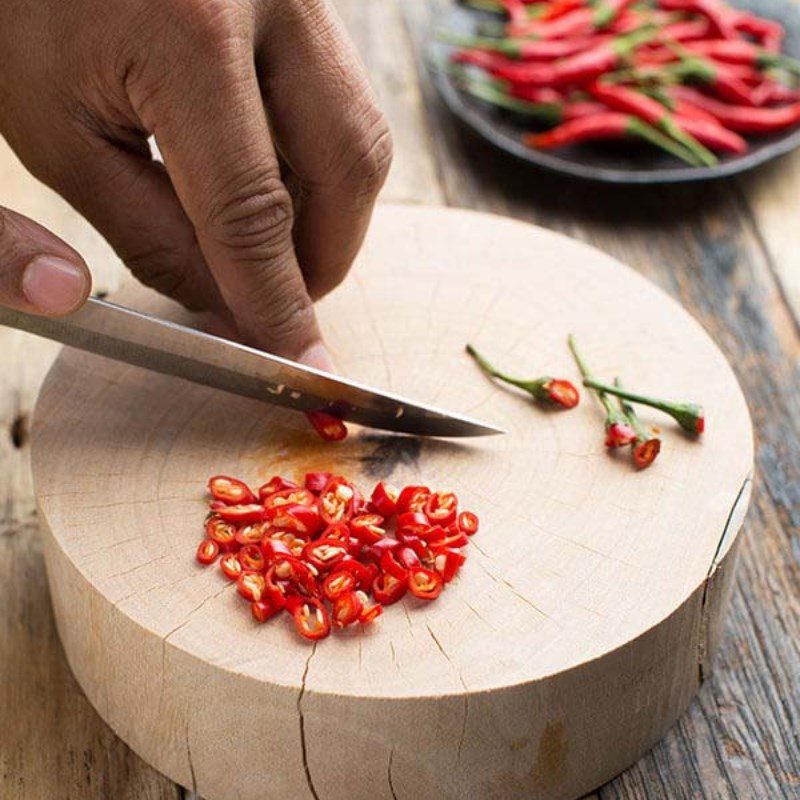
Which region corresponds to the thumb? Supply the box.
[0,205,91,315]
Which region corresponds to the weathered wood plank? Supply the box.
[382,2,800,798]
[0,140,180,800]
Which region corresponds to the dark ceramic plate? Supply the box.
[428,0,800,183]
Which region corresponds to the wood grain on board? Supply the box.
[0,0,798,798]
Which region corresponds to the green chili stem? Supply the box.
[614,378,650,441]
[465,344,541,393]
[567,335,620,420]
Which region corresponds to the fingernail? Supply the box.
[301,342,336,373]
[22,256,89,315]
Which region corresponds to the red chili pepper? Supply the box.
[331,592,363,627]
[673,115,747,153]
[220,552,243,581]
[433,548,467,583]
[205,516,237,550]
[302,538,348,572]
[318,477,356,525]
[306,410,348,442]
[349,514,386,545]
[257,475,299,501]
[251,600,280,623]
[396,485,431,515]
[657,0,738,39]
[588,81,717,165]
[633,438,662,469]
[196,539,219,565]
[264,565,289,608]
[237,571,267,603]
[523,112,701,165]
[671,55,758,105]
[562,100,610,121]
[451,35,600,62]
[214,503,266,525]
[372,573,408,605]
[467,343,582,407]
[379,549,409,582]
[733,13,784,53]
[541,0,585,22]
[322,570,357,601]
[659,18,712,42]
[266,502,323,537]
[208,475,256,505]
[682,38,800,74]
[355,591,383,624]
[304,471,332,494]
[288,596,331,640]
[238,543,266,572]
[670,86,800,133]
[235,522,267,546]
[457,511,480,536]
[370,481,399,518]
[424,491,459,526]
[407,567,444,600]
[263,487,316,511]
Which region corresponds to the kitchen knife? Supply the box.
[0,297,503,437]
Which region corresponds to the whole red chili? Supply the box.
[670,86,800,133]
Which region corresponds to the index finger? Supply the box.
[130,19,324,364]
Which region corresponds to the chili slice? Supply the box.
[408,567,444,600]
[196,539,219,565]
[208,475,256,505]
[288,596,332,640]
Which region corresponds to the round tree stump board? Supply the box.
[32,205,753,800]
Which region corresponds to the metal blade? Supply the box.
[0,298,503,437]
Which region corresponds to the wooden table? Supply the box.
[1,1,798,798]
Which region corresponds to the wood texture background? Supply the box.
[1,1,798,798]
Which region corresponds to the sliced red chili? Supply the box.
[260,536,294,563]
[303,538,348,572]
[372,572,407,605]
[335,557,372,589]
[287,596,331,640]
[214,503,266,525]
[235,522,268,546]
[264,565,289,609]
[237,571,267,603]
[220,552,243,581]
[429,529,469,549]
[196,539,219,565]
[407,567,443,600]
[396,546,421,569]
[318,477,356,525]
[306,410,348,442]
[433,548,467,583]
[206,517,236,549]
[380,549,410,581]
[304,471,332,494]
[238,543,265,572]
[274,556,320,598]
[251,600,279,623]
[424,491,458,526]
[257,476,299,502]
[331,591,363,627]
[349,513,386,544]
[320,522,351,543]
[263,488,316,511]
[356,591,383,624]
[370,481,399,518]
[396,485,431,515]
[322,570,357,601]
[208,475,256,505]
[266,502,323,537]
[457,511,479,536]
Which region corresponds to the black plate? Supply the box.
[428,0,800,183]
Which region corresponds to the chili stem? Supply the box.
[466,343,532,391]
[614,377,650,440]
[627,118,702,166]
[567,334,617,418]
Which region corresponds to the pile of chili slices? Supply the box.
[196,474,479,641]
[442,0,800,165]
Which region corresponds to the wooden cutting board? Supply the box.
[31,204,753,800]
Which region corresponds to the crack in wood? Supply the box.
[698,474,753,683]
[298,642,320,800]
[387,748,398,800]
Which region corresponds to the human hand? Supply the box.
[0,0,392,368]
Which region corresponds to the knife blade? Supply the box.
[0,298,503,437]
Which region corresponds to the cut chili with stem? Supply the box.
[466,343,580,408]
[614,377,662,469]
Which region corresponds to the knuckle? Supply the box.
[205,173,295,261]
[342,118,393,204]
[248,282,317,352]
[122,241,206,311]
